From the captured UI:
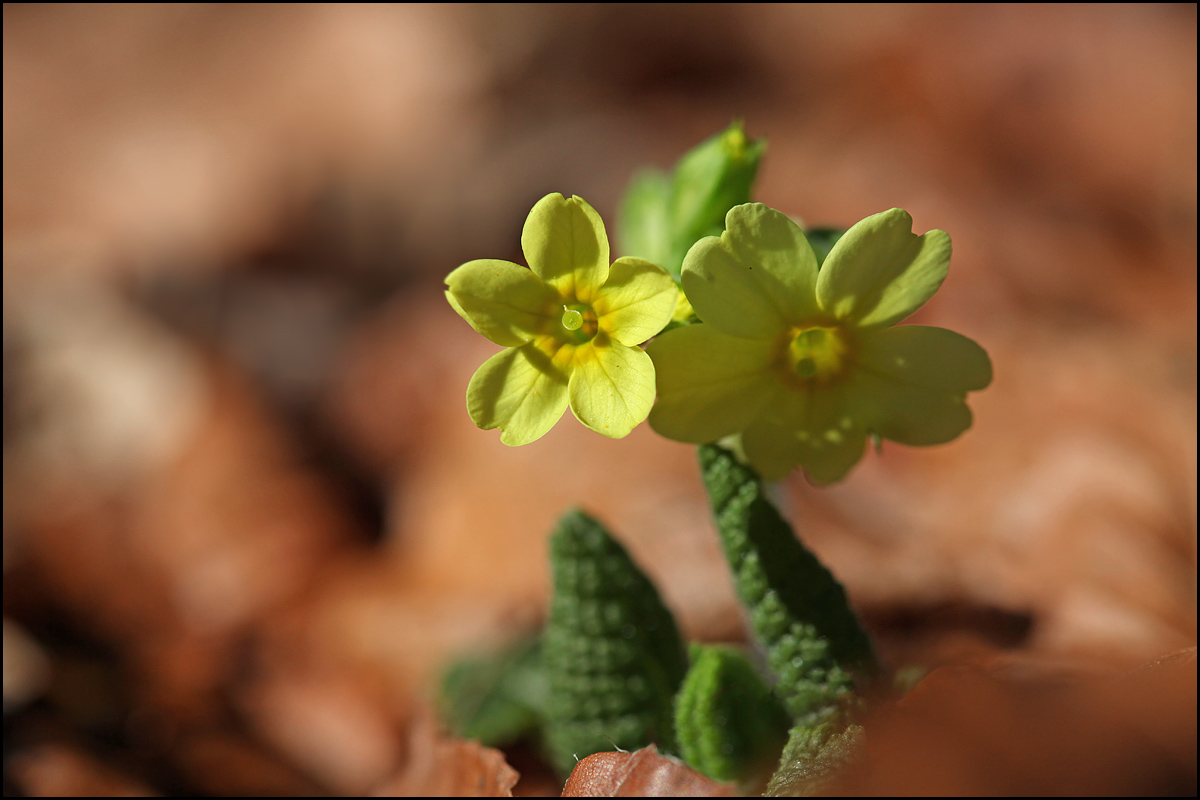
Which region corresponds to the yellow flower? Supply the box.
[647,204,992,483]
[446,193,678,445]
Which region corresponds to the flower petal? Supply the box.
[567,338,656,438]
[594,257,678,346]
[647,324,783,444]
[847,324,989,446]
[681,204,820,339]
[521,193,610,300]
[816,208,951,329]
[853,325,992,393]
[850,373,974,446]
[466,343,570,445]
[446,259,559,346]
[740,383,867,484]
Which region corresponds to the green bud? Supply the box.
[669,121,766,262]
[618,122,766,280]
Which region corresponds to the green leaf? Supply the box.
[440,635,548,748]
[543,509,689,776]
[698,445,877,723]
[617,122,766,280]
[675,644,790,786]
[764,723,864,797]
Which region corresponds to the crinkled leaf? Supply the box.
[698,445,877,725]
[543,511,689,776]
[675,644,790,786]
[764,724,864,797]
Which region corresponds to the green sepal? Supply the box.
[618,122,766,280]
[542,509,689,776]
[439,634,548,747]
[669,122,767,269]
[764,723,865,797]
[698,445,877,724]
[674,643,790,787]
[618,169,673,273]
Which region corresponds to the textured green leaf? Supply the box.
[440,635,548,747]
[543,509,689,776]
[674,644,790,786]
[764,723,864,797]
[698,445,876,724]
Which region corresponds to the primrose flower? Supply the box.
[447,193,678,445]
[647,204,991,483]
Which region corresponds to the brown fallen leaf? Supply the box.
[8,743,159,797]
[171,729,324,797]
[372,704,520,797]
[827,649,1197,796]
[561,746,736,797]
[239,658,405,795]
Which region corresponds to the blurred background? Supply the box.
[3,4,1195,796]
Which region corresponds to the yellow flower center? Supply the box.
[784,326,847,383]
[560,303,598,344]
